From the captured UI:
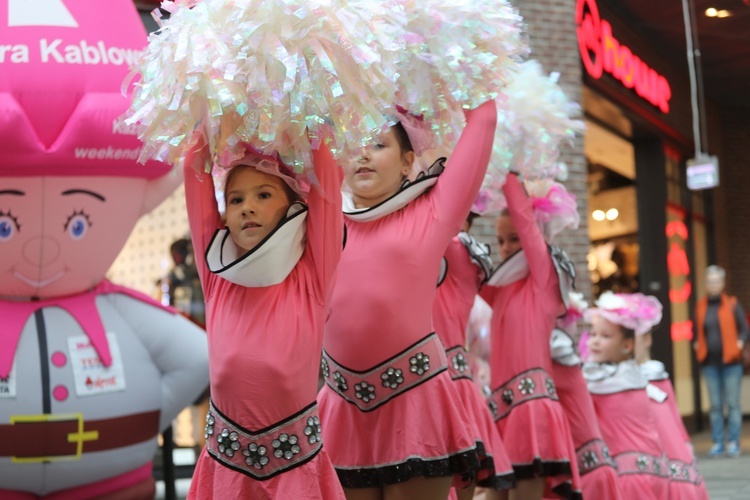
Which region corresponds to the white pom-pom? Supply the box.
[394,0,527,145]
[481,60,584,212]
[122,0,404,173]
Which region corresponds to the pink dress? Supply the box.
[319,101,497,488]
[479,174,578,495]
[641,361,708,499]
[585,361,669,499]
[185,146,345,499]
[433,235,515,490]
[550,360,622,500]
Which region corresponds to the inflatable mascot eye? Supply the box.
[64,210,91,240]
[0,211,20,242]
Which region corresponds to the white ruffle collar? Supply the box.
[457,232,493,283]
[550,328,581,366]
[342,158,445,222]
[639,360,670,382]
[205,202,308,287]
[486,249,529,287]
[583,360,648,394]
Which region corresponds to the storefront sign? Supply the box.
[666,212,693,341]
[576,0,672,114]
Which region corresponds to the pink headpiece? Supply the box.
[394,106,437,158]
[484,178,579,242]
[220,145,311,198]
[585,291,663,336]
[558,291,588,331]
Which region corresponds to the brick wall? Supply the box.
[472,0,591,299]
[715,108,750,307]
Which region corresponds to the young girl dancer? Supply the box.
[550,293,622,500]
[584,292,670,499]
[183,141,345,499]
[633,296,709,499]
[480,173,579,500]
[319,100,497,500]
[434,213,515,500]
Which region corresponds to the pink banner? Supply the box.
[0,0,168,177]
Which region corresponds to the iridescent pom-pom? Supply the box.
[393,0,528,146]
[121,0,404,174]
[495,60,584,178]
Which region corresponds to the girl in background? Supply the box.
[584,292,670,499]
[434,211,515,500]
[480,174,579,500]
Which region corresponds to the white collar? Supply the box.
[639,360,669,381]
[486,249,529,287]
[583,360,648,394]
[646,383,668,403]
[342,158,445,222]
[550,328,581,366]
[205,202,308,287]
[549,245,576,310]
[457,232,493,283]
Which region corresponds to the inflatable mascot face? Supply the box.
[0,2,209,498]
[0,0,176,299]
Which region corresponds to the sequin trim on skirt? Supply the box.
[487,367,559,422]
[205,399,322,481]
[446,345,474,381]
[322,333,448,412]
[613,451,670,478]
[576,438,616,476]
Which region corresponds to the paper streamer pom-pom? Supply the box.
[122,0,404,174]
[394,0,528,146]
[481,60,584,210]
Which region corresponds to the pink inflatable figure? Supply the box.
[0,2,209,498]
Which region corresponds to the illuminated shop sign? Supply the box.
[667,209,693,341]
[576,0,672,114]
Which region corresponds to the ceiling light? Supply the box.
[717,9,731,17]
[705,7,718,17]
[592,210,606,221]
[606,208,619,221]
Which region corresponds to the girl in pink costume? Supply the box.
[479,173,579,500]
[549,293,622,500]
[183,141,346,499]
[632,296,709,499]
[319,101,497,499]
[434,213,515,500]
[583,292,670,499]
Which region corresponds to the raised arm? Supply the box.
[430,101,497,230]
[182,147,222,291]
[305,142,344,301]
[503,173,554,288]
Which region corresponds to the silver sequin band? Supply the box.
[487,367,559,422]
[666,458,703,485]
[446,345,474,381]
[613,451,670,478]
[205,400,322,481]
[322,333,448,412]
[576,439,616,476]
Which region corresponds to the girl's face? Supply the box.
[587,316,633,364]
[344,128,414,208]
[225,167,291,252]
[495,214,521,261]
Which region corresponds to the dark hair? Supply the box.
[224,165,300,206]
[170,238,191,263]
[620,326,635,341]
[500,207,510,217]
[466,212,479,229]
[392,122,414,155]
